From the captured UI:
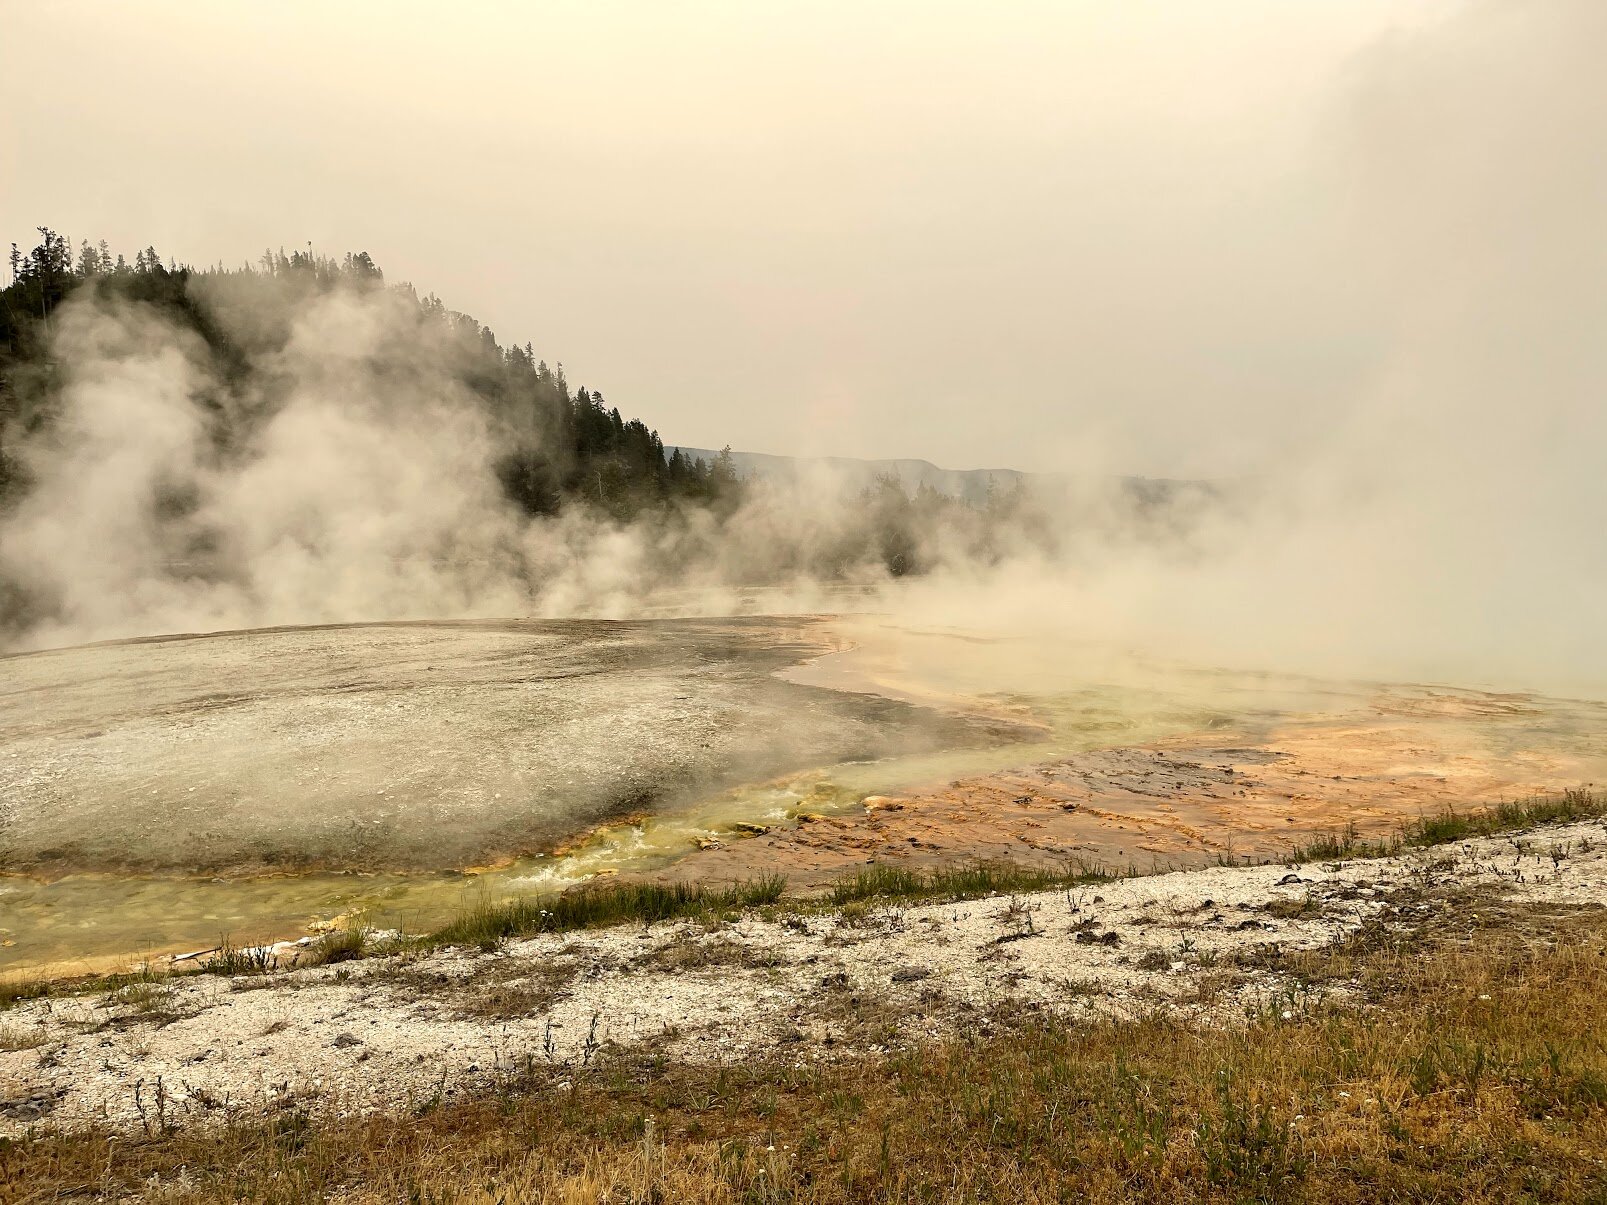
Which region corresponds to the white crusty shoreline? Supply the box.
[5,819,1606,1135]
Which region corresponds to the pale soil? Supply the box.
[5,819,1605,1136]
[0,618,1006,875]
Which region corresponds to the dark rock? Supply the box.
[1074,930,1121,947]
[0,1087,65,1121]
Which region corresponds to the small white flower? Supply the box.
[1281,1009,1293,1019]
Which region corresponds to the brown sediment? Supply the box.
[657,700,1601,887]
[545,811,654,859]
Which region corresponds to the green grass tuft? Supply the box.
[830,859,1114,906]
[431,874,788,949]
[1288,788,1606,865]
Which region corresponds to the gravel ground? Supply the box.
[5,819,1604,1135]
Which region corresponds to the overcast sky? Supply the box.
[4,1,1460,476]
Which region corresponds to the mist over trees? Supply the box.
[0,230,742,524]
[0,229,1217,648]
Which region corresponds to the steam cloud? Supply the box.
[4,289,525,644]
[892,0,1607,696]
[2,0,1602,697]
[0,276,934,648]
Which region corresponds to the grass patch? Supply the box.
[198,937,280,977]
[299,925,369,968]
[431,875,788,949]
[109,980,177,1016]
[432,860,1112,953]
[1287,787,1605,865]
[384,956,583,1021]
[828,858,1115,907]
[1413,788,1606,844]
[0,976,53,1013]
[0,1019,48,1052]
[639,936,786,974]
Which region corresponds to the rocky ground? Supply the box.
[5,818,1605,1137]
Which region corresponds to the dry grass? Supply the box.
[8,900,1607,1203]
[106,980,183,1025]
[300,925,369,967]
[0,1020,48,1053]
[382,955,584,1021]
[0,978,52,1012]
[637,935,786,974]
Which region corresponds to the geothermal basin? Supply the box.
[2,615,1603,976]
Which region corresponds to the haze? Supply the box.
[3,0,1604,694]
[5,0,1448,478]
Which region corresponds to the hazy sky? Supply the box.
[5,1,1455,476]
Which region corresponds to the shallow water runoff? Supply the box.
[3,615,1602,976]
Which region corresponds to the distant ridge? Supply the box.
[670,448,1201,506]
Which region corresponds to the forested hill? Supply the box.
[0,229,741,521]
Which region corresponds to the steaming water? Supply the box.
[4,621,1602,976]
[0,672,1306,973]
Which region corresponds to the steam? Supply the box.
[0,275,915,647]
[3,0,1602,698]
[3,288,530,645]
[893,0,1607,696]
